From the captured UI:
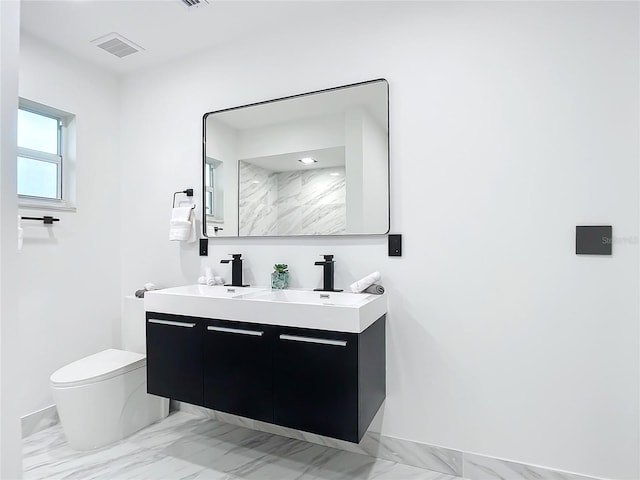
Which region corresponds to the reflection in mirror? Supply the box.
[239,147,346,236]
[205,157,224,225]
[203,79,389,237]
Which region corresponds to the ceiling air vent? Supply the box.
[91,33,144,58]
[181,0,209,7]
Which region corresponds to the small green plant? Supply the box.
[273,264,288,273]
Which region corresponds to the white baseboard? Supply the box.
[21,405,59,439]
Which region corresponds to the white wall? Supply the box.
[344,106,389,234]
[18,34,121,416]
[361,109,388,233]
[119,3,639,479]
[1,0,24,476]
[345,107,365,233]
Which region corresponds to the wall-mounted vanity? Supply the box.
[202,79,389,237]
[144,285,387,443]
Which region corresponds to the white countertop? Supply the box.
[144,285,387,333]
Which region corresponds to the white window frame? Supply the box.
[18,98,76,212]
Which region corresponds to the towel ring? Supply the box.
[173,189,195,209]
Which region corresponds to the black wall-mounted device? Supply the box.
[576,226,612,255]
[199,238,208,256]
[388,234,402,257]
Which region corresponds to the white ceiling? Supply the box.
[19,1,359,75]
[241,146,346,172]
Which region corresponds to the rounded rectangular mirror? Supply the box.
[203,79,389,237]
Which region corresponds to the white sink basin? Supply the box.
[239,289,372,306]
[149,284,263,299]
[145,285,387,333]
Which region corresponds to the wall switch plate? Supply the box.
[576,226,612,255]
[199,238,208,256]
[388,234,402,256]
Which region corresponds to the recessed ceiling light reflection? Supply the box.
[298,157,317,165]
[329,172,341,176]
[252,180,260,184]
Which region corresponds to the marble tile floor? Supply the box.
[23,412,466,480]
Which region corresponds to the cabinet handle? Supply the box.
[279,334,347,347]
[207,326,263,337]
[148,319,196,328]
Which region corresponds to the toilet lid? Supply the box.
[50,349,146,387]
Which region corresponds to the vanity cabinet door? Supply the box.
[273,327,359,442]
[146,313,203,405]
[203,320,274,423]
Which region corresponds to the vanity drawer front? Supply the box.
[203,319,274,423]
[146,313,203,406]
[273,327,359,442]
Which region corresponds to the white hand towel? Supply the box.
[187,215,197,244]
[169,207,194,242]
[350,272,381,293]
[169,220,191,241]
[17,215,23,252]
[171,207,193,222]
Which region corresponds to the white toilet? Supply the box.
[50,297,168,450]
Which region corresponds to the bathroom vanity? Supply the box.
[144,286,386,443]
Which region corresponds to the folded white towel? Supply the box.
[203,266,214,286]
[171,207,193,222]
[170,207,196,242]
[198,275,225,286]
[350,272,381,293]
[169,220,191,241]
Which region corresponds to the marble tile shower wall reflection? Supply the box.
[238,162,278,236]
[239,163,346,236]
[277,167,346,235]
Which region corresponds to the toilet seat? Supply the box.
[51,349,146,388]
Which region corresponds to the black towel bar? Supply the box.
[21,216,60,224]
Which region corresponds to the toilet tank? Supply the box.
[122,296,145,354]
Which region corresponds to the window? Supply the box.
[205,157,224,222]
[205,160,214,215]
[18,108,62,199]
[17,99,75,209]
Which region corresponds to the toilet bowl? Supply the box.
[51,348,169,450]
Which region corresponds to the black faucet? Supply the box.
[313,255,343,292]
[220,254,249,287]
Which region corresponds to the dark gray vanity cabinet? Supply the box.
[145,312,386,443]
[274,318,386,443]
[146,312,203,406]
[273,327,359,441]
[203,319,274,423]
